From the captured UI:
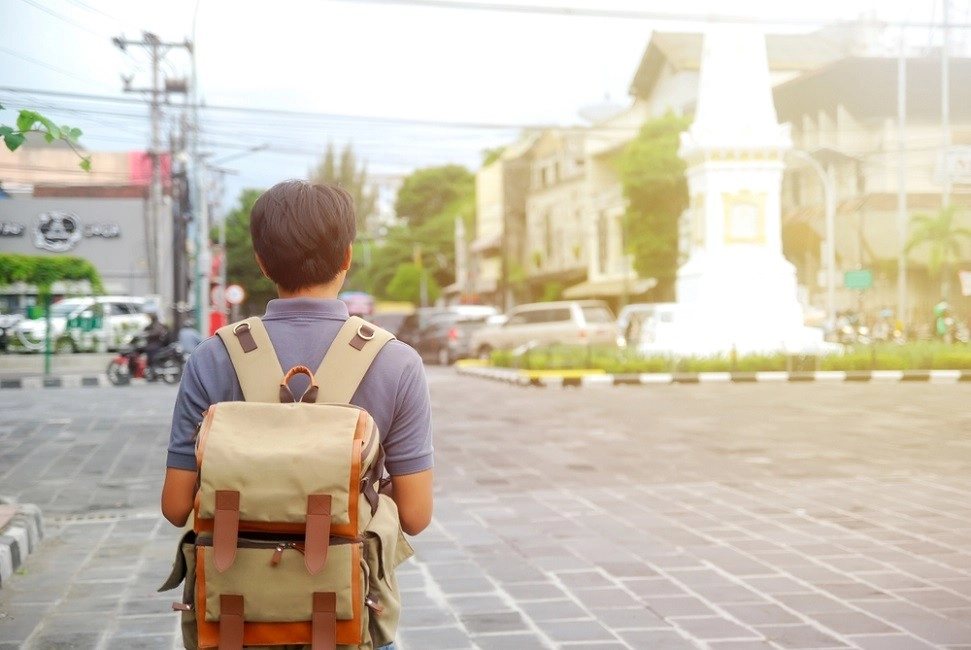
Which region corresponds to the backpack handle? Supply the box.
[279,366,319,403]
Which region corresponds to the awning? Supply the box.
[470,234,502,253]
[563,276,657,299]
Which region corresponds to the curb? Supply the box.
[0,375,109,389]
[456,366,971,387]
[0,498,44,589]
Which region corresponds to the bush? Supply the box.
[488,342,971,372]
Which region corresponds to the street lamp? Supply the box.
[788,149,836,329]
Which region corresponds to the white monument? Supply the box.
[657,24,827,357]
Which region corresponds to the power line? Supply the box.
[17,0,106,38]
[335,0,971,28]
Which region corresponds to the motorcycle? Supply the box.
[106,333,185,385]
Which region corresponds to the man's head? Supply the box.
[250,180,357,292]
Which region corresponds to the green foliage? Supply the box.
[616,112,691,301]
[905,205,971,299]
[220,189,276,312]
[0,253,103,297]
[308,142,376,234]
[489,341,971,372]
[394,165,474,228]
[540,282,563,302]
[481,147,505,167]
[386,264,441,305]
[0,104,91,171]
[359,164,475,302]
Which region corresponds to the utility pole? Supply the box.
[113,31,191,320]
[897,29,909,330]
[941,0,952,211]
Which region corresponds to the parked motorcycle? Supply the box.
[106,333,184,385]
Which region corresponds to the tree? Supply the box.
[394,165,474,228]
[308,142,376,234]
[0,104,91,170]
[0,253,103,371]
[906,204,971,300]
[615,112,691,301]
[386,264,441,305]
[360,165,475,303]
[0,254,103,295]
[220,188,276,314]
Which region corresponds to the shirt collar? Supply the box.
[263,297,349,320]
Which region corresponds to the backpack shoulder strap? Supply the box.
[215,317,284,402]
[315,316,395,403]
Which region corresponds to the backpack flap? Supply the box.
[194,401,372,541]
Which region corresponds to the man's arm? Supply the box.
[390,468,433,535]
[161,467,197,527]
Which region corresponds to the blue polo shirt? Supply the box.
[166,298,433,477]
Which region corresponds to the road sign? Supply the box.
[843,269,873,290]
[225,284,246,305]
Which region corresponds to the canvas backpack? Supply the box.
[160,315,415,650]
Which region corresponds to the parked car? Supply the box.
[412,312,492,365]
[616,302,678,349]
[397,305,499,349]
[12,295,152,353]
[0,309,24,353]
[469,300,616,358]
[365,301,416,338]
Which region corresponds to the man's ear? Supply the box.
[342,245,353,271]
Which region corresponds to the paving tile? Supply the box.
[645,595,718,618]
[809,610,900,634]
[722,602,803,627]
[616,628,703,648]
[755,623,848,649]
[542,618,617,643]
[848,633,940,649]
[669,615,760,640]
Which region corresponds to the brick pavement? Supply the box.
[0,368,969,649]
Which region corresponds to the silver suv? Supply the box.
[470,300,616,358]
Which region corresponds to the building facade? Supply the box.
[474,19,971,327]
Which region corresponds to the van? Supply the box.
[469,300,615,358]
[12,295,152,353]
[616,302,679,349]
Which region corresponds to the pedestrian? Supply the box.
[160,179,434,649]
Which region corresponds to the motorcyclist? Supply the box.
[177,318,203,356]
[130,311,171,375]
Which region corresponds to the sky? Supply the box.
[0,0,957,212]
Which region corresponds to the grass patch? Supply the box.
[487,342,971,373]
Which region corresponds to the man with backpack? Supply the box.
[160,180,434,649]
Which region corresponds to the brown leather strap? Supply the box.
[304,494,332,575]
[213,490,240,572]
[218,594,244,650]
[311,592,337,650]
[361,444,386,516]
[215,317,285,402]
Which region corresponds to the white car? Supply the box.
[470,300,616,358]
[13,295,152,353]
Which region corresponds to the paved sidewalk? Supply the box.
[0,352,113,389]
[1,369,970,649]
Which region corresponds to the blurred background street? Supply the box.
[1,366,970,648]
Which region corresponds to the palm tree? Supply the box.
[905,205,971,300]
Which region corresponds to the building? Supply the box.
[0,141,179,318]
[475,18,971,326]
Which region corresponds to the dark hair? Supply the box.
[249,180,357,292]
